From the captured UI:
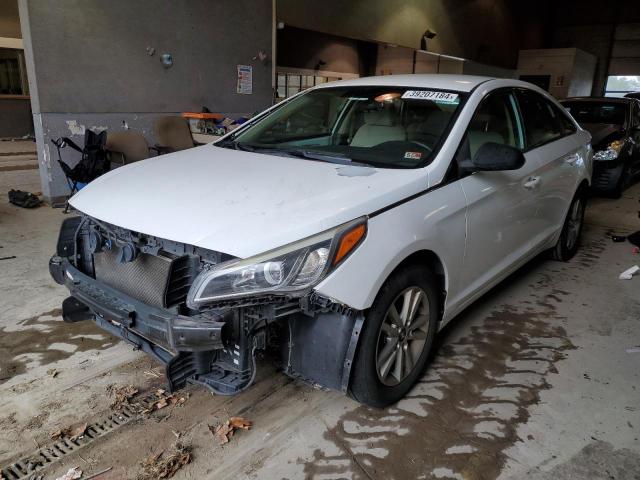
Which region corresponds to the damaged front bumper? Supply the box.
[50,254,363,396]
[49,215,364,397]
[49,255,226,361]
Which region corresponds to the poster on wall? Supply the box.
[237,65,253,95]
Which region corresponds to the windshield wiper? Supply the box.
[216,140,256,152]
[218,141,369,166]
[276,148,369,166]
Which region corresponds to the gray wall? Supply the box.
[19,0,274,202]
[277,0,533,69]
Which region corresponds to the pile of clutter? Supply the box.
[182,109,250,137]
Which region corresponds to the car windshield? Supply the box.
[219,86,466,168]
[561,101,627,125]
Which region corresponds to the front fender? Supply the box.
[315,181,467,313]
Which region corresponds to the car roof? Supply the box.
[561,96,633,104]
[312,74,495,93]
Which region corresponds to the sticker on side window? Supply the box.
[401,90,459,103]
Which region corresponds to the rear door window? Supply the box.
[516,89,565,149]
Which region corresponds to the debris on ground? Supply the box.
[142,389,187,415]
[143,369,162,378]
[628,231,640,248]
[106,384,139,410]
[209,416,252,445]
[619,265,639,280]
[50,422,88,441]
[83,466,112,479]
[611,234,626,242]
[54,467,82,480]
[47,368,59,378]
[8,189,42,208]
[138,442,191,479]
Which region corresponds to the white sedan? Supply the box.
[50,74,592,407]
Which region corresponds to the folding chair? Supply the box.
[105,130,153,166]
[154,116,196,152]
[51,130,110,213]
[52,138,83,213]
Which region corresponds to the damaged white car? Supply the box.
[50,74,592,407]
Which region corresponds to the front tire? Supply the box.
[611,163,629,198]
[551,188,587,261]
[349,265,439,408]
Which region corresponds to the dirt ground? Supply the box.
[1,161,639,479]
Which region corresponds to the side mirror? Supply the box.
[472,142,525,171]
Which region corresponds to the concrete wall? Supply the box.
[380,48,516,78]
[517,48,596,99]
[277,26,376,75]
[19,0,274,202]
[277,0,542,69]
[376,45,415,75]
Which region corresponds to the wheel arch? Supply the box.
[380,249,447,322]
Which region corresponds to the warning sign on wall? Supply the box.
[237,65,253,95]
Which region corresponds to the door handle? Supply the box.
[564,153,579,166]
[523,176,541,189]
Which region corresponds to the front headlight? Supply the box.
[594,139,625,161]
[187,218,367,307]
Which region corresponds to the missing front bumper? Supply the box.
[50,256,226,354]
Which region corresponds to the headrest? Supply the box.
[363,108,396,127]
[422,109,450,132]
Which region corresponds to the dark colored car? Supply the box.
[561,97,640,197]
[625,92,640,100]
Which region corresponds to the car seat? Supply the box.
[350,109,406,147]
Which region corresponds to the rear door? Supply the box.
[630,101,640,173]
[515,89,581,238]
[457,89,545,302]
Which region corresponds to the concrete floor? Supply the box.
[1,157,639,479]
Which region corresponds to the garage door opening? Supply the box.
[605,75,640,97]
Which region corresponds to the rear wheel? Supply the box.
[349,265,439,408]
[551,189,586,261]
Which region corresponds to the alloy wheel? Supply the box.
[375,287,430,386]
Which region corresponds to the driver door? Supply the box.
[457,89,545,303]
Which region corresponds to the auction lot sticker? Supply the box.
[402,90,459,103]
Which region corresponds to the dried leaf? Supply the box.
[47,368,59,378]
[229,417,252,430]
[68,422,88,440]
[138,443,191,479]
[141,392,186,414]
[107,384,139,410]
[50,422,87,441]
[209,416,252,445]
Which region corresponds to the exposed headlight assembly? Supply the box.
[187,218,367,307]
[593,139,625,161]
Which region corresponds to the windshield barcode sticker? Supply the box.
[402,90,459,103]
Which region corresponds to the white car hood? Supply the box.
[70,145,429,258]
